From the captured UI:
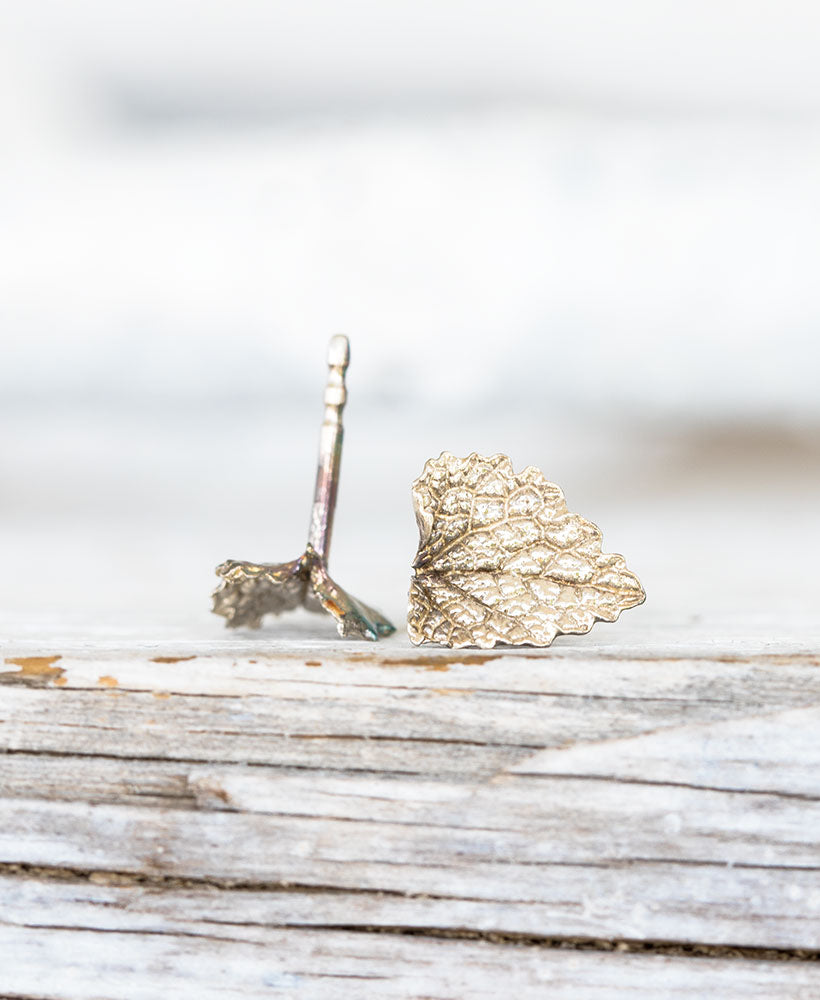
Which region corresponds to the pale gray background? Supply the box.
[1,1,818,640]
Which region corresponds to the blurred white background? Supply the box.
[1,1,818,642]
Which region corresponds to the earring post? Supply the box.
[307,334,349,562]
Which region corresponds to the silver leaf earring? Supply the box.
[212,336,395,641]
[407,452,645,648]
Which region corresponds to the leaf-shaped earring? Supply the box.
[212,336,395,641]
[408,452,645,648]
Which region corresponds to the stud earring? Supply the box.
[212,336,395,641]
[407,452,644,648]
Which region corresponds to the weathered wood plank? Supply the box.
[2,776,820,949]
[2,881,820,1000]
[2,866,820,953]
[5,760,820,879]
[4,642,820,701]
[2,633,820,987]
[4,650,820,778]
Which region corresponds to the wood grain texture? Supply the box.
[3,879,820,1000]
[1,623,819,996]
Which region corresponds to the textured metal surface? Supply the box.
[212,336,395,641]
[408,452,645,648]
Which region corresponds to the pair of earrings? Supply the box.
[211,337,645,648]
